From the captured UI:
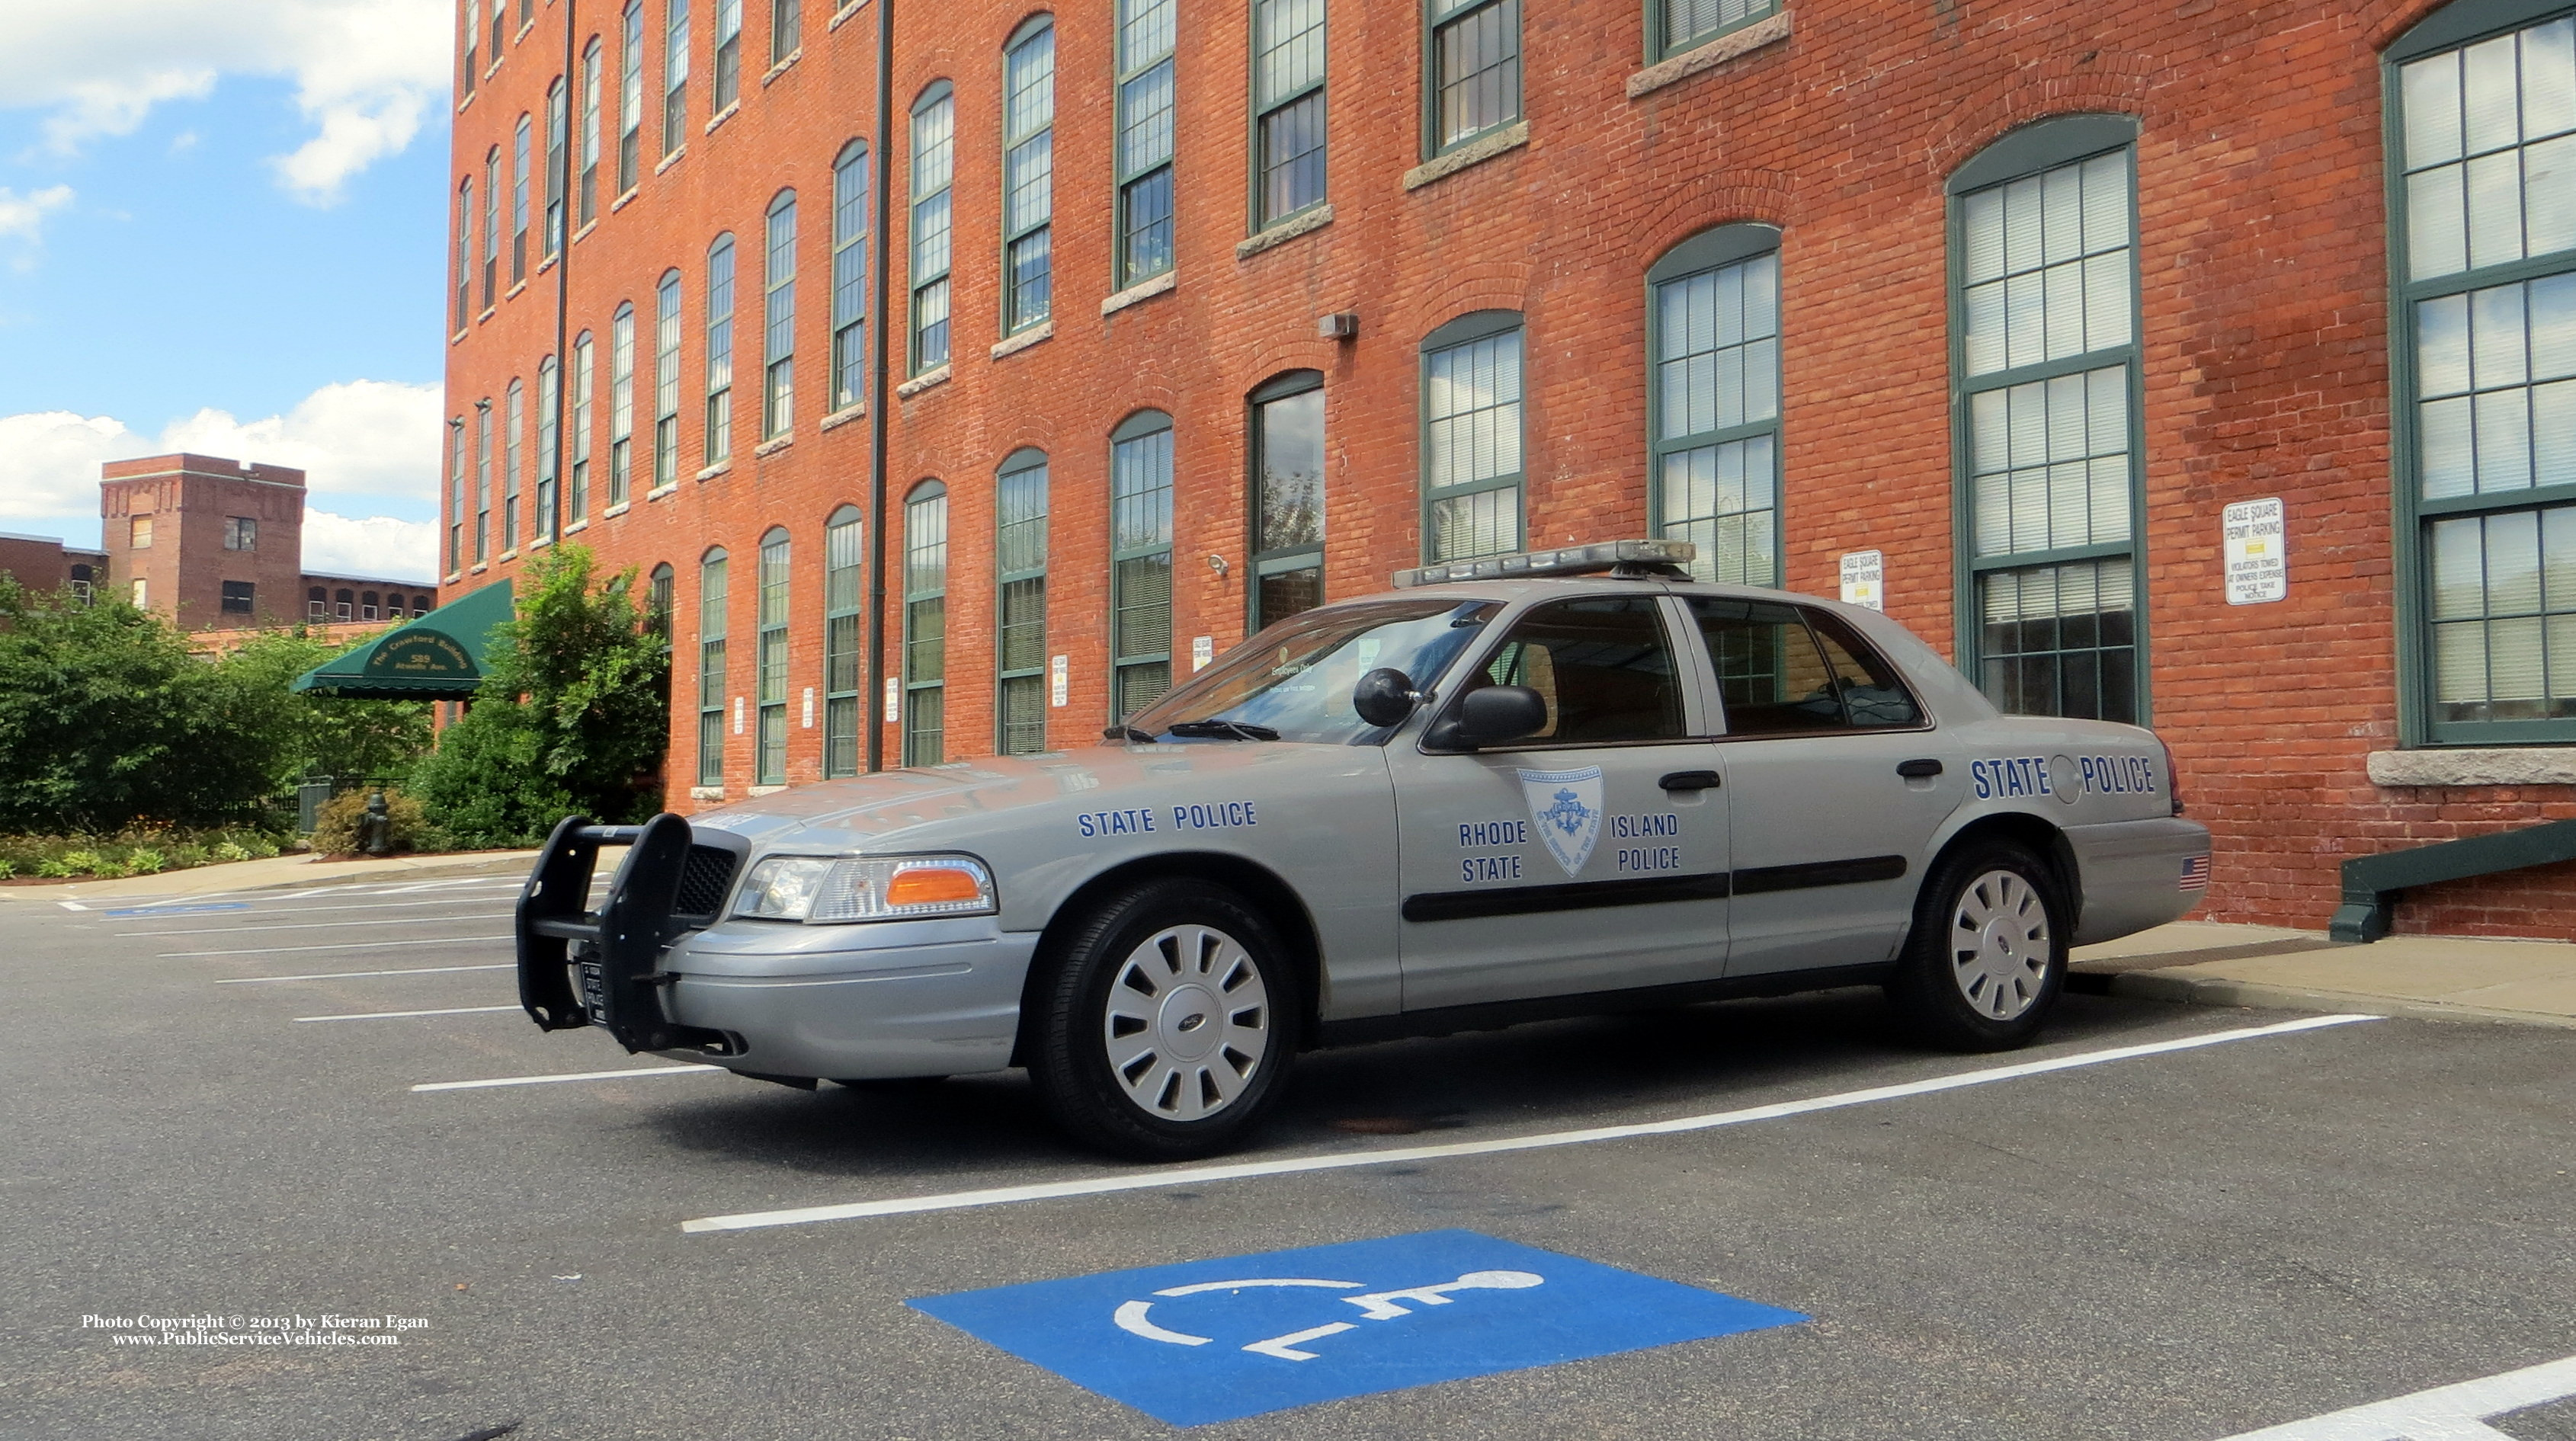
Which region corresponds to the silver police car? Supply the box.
[517,540,2208,1160]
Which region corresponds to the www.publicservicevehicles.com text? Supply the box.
[81,1314,425,1347]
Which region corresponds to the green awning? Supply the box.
[290,579,512,699]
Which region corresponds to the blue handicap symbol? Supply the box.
[908,1228,1805,1426]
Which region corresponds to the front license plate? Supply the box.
[579,959,607,1024]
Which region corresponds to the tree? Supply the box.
[213,631,434,790]
[411,545,669,846]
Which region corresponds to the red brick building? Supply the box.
[441,0,2576,938]
[0,533,107,600]
[98,453,437,630]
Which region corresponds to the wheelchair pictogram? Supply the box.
[1113,1268,1546,1361]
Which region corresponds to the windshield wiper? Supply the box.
[1163,719,1280,741]
[1101,724,1158,743]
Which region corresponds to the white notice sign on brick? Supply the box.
[2223,498,2287,605]
[883,676,901,724]
[1192,635,1215,672]
[1049,655,1069,707]
[1838,550,1884,611]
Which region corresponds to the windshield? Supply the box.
[1124,598,1501,745]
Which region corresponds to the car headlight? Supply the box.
[732,853,998,924]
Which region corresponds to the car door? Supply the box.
[1685,595,1961,978]
[1386,592,1731,1011]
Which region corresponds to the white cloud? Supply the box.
[302,509,437,580]
[0,184,75,247]
[0,0,450,203]
[0,379,441,560]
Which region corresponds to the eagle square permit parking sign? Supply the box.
[908,1229,1805,1426]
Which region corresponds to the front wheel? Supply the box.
[1027,880,1300,1161]
[1887,841,2068,1052]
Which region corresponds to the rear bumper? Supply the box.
[658,919,1038,1080]
[2067,815,2212,945]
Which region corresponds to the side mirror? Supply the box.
[1351,668,1420,729]
[1432,685,1549,750]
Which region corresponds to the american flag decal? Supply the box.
[2180,854,2211,891]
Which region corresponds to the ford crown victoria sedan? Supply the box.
[517,540,2209,1159]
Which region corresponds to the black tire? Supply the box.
[1887,840,2068,1052]
[1026,879,1301,1161]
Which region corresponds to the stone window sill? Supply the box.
[1627,10,1793,98]
[574,219,598,244]
[478,306,497,324]
[896,365,951,399]
[603,502,632,518]
[538,254,558,275]
[646,483,678,502]
[1101,270,1176,316]
[498,549,518,562]
[697,461,732,481]
[456,91,475,116]
[655,146,685,176]
[991,321,1052,360]
[469,563,490,574]
[704,102,739,136]
[528,534,553,550]
[829,0,870,31]
[1236,203,1334,261]
[1405,120,1530,191]
[2368,748,2576,787]
[689,786,726,802]
[754,435,793,457]
[562,519,590,535]
[444,571,464,584]
[748,784,787,797]
[819,402,867,431]
[505,280,528,300]
[612,188,637,213]
[762,49,803,85]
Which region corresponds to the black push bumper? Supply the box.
[514,812,730,1055]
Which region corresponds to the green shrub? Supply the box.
[0,860,14,880]
[56,850,102,876]
[309,788,430,858]
[124,848,167,875]
[210,841,253,863]
[34,858,73,879]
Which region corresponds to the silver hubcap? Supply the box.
[1950,869,2051,1020]
[1102,924,1271,1122]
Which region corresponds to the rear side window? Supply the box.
[1690,597,1921,735]
[1475,596,1684,744]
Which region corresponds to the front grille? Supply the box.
[674,845,740,917]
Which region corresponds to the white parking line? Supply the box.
[679,1013,2381,1234]
[295,1004,522,1023]
[218,963,514,984]
[2215,1353,2576,1439]
[123,913,513,938]
[158,935,512,958]
[412,1065,722,1092]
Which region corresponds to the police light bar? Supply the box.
[1390,539,1697,589]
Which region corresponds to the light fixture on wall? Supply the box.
[1206,553,1229,577]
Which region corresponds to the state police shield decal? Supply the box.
[1517,766,1604,877]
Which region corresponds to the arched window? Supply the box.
[764,190,798,437]
[697,548,729,788]
[579,38,603,226]
[454,178,474,331]
[1647,223,1780,585]
[447,417,468,574]
[2389,1,2576,743]
[662,0,690,161]
[1249,370,1325,628]
[1948,114,2144,724]
[1426,0,1520,159]
[910,82,956,375]
[1652,0,1777,64]
[1419,310,1523,562]
[309,586,328,620]
[1003,18,1056,335]
[618,3,644,194]
[1251,0,1326,227]
[537,354,560,542]
[570,330,595,524]
[903,480,950,764]
[648,562,676,646]
[714,0,742,111]
[996,448,1051,754]
[610,301,636,505]
[482,146,501,311]
[544,78,568,258]
[335,588,355,621]
[654,269,683,488]
[706,233,735,465]
[511,113,532,286]
[831,142,870,411]
[822,505,864,776]
[1114,0,1176,287]
[474,398,494,562]
[1110,411,1175,717]
[413,594,433,616]
[756,527,790,785]
[504,376,525,553]
[362,591,381,622]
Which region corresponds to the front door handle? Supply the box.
[1658,770,1723,792]
[1896,758,1943,779]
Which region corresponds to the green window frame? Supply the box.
[831,141,870,411]
[649,563,675,648]
[1110,411,1176,720]
[1115,0,1177,288]
[483,147,500,310]
[2389,0,2576,744]
[662,0,688,161]
[1648,223,1781,585]
[713,0,741,111]
[618,2,642,194]
[464,0,479,95]
[1648,0,1777,65]
[771,0,799,66]
[1420,309,1524,564]
[1002,18,1055,335]
[697,548,729,787]
[474,399,492,562]
[996,449,1051,755]
[653,268,682,489]
[1424,0,1519,159]
[1946,113,2148,725]
[823,505,863,777]
[608,302,635,506]
[569,333,592,525]
[705,232,735,465]
[503,377,524,552]
[447,417,466,573]
[1250,0,1327,229]
[904,481,949,766]
[455,177,473,331]
[580,38,601,226]
[764,190,797,437]
[512,112,531,286]
[537,356,558,543]
[910,82,956,376]
[756,527,790,786]
[545,78,567,258]
[1249,370,1325,630]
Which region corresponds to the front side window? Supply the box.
[823,506,863,777]
[698,549,729,787]
[996,450,1050,755]
[537,356,559,542]
[757,529,790,785]
[910,85,955,374]
[474,401,493,562]
[772,0,800,65]
[1427,0,1520,156]
[581,39,602,225]
[131,514,154,549]
[221,581,255,616]
[610,302,636,505]
[649,562,676,645]
[1653,0,1777,63]
[1111,413,1176,719]
[482,148,501,309]
[1469,596,1684,746]
[447,420,466,570]
[1649,226,1780,584]
[511,113,531,284]
[764,191,797,436]
[706,234,735,464]
[904,482,950,766]
[663,0,690,159]
[1129,597,1498,745]
[1690,596,1921,735]
[223,516,257,551]
[570,331,594,523]
[454,178,473,330]
[2393,5,2576,740]
[1950,116,2144,724]
[619,3,643,193]
[1002,21,1056,334]
[655,270,682,488]
[545,79,568,256]
[1116,0,1177,287]
[1421,312,1524,563]
[831,142,870,410]
[504,377,524,552]
[465,0,481,93]
[713,0,742,110]
[1250,372,1325,629]
[1252,0,1327,228]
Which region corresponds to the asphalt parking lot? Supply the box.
[2,864,2571,1441]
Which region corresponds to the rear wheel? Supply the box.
[1027,879,1299,1161]
[1888,841,2068,1051]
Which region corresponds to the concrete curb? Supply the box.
[0,850,543,905]
[2104,969,2576,1031]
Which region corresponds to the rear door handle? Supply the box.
[1658,770,1723,792]
[1896,759,1943,778]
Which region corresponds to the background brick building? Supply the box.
[0,533,107,600]
[96,453,435,631]
[441,0,2576,938]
